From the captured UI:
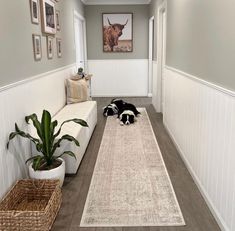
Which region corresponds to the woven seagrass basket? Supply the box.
[0,179,62,231]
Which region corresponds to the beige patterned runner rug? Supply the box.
[80,108,185,227]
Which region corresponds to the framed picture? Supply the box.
[30,0,39,24]
[57,38,62,58]
[32,34,42,61]
[102,13,133,52]
[47,36,53,59]
[40,0,56,34]
[56,10,60,31]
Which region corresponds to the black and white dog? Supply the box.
[117,103,140,126]
[103,99,124,117]
[103,98,140,125]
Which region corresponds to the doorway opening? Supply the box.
[74,11,87,72]
[148,16,154,97]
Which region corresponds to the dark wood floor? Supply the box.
[52,97,220,231]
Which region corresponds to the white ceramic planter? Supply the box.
[29,158,65,187]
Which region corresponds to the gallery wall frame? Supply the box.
[47,36,53,59]
[102,13,133,52]
[56,10,60,31]
[56,38,62,58]
[32,34,42,61]
[40,0,56,34]
[30,0,39,24]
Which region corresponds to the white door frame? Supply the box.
[156,0,167,113]
[148,16,154,97]
[73,10,88,72]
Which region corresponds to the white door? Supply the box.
[74,12,87,71]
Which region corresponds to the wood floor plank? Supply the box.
[52,97,220,231]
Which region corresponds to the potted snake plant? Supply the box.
[7,110,88,186]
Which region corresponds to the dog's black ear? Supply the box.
[102,106,107,110]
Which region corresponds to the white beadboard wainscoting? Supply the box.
[163,66,235,231]
[88,59,149,97]
[0,64,76,199]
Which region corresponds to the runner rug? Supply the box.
[80,108,185,227]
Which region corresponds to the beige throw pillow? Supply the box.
[66,78,89,104]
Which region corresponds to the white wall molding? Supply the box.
[82,0,151,5]
[163,67,235,231]
[0,64,76,93]
[88,59,148,97]
[165,65,235,98]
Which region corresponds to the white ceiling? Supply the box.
[81,0,151,5]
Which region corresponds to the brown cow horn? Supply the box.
[107,18,112,26]
[124,19,128,26]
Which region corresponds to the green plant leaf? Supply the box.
[7,123,40,149]
[41,110,52,159]
[25,155,42,164]
[52,134,80,154]
[53,118,88,139]
[25,113,42,140]
[32,156,44,170]
[56,151,77,159]
[50,120,58,137]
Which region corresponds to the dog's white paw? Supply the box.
[120,121,124,126]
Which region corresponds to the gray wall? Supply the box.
[85,5,149,60]
[166,0,235,90]
[0,0,84,88]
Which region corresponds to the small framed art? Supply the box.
[32,34,42,61]
[40,0,56,34]
[56,10,60,31]
[57,38,62,58]
[47,36,53,59]
[30,0,39,24]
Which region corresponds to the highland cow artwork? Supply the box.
[103,13,133,52]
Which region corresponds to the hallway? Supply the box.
[52,97,220,231]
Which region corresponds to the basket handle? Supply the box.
[32,180,45,189]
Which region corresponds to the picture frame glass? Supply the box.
[103,13,133,52]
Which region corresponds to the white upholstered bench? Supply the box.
[53,101,97,174]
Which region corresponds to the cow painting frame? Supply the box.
[102,13,133,52]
